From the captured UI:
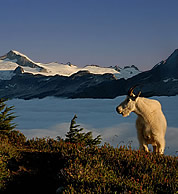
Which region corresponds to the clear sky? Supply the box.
[0,0,178,71]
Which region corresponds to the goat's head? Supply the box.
[116,86,141,117]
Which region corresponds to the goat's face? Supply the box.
[116,96,138,117]
[116,86,141,117]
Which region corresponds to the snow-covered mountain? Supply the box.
[67,49,178,98]
[0,49,177,99]
[0,50,140,80]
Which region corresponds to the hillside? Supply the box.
[1,130,177,194]
[0,100,177,193]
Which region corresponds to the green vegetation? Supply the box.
[0,100,177,193]
[0,98,16,133]
[65,115,102,147]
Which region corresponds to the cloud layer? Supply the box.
[7,96,178,156]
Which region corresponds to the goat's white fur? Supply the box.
[116,94,167,154]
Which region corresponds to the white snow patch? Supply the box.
[0,59,18,70]
[0,59,18,80]
[163,78,178,83]
[0,71,15,80]
[115,67,140,79]
[163,79,170,83]
[173,78,178,82]
[22,66,42,74]
[82,65,119,75]
[4,58,18,63]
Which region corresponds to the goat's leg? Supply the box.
[136,125,149,152]
[137,131,149,152]
[140,144,149,152]
[157,139,165,154]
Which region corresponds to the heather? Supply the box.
[0,101,177,193]
[0,123,177,193]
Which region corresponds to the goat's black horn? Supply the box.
[128,85,138,96]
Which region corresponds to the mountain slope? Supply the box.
[0,49,177,99]
[0,71,117,99]
[69,49,178,98]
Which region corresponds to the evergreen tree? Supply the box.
[65,115,102,146]
[0,98,17,133]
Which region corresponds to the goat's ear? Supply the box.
[133,91,141,101]
[136,91,141,98]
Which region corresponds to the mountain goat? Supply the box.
[116,86,167,154]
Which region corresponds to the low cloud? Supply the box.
[8,96,178,156]
[165,127,178,155]
[22,122,70,139]
[21,122,178,156]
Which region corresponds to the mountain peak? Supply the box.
[173,48,178,53]
[0,50,47,73]
[10,50,21,54]
[9,50,23,56]
[170,49,178,58]
[164,49,178,65]
[7,50,35,63]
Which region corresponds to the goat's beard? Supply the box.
[122,111,131,117]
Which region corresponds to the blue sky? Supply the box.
[0,0,178,70]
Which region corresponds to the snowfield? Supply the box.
[0,50,140,80]
[38,63,120,77]
[7,95,178,156]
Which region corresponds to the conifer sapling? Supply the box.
[65,115,102,146]
[0,98,17,133]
